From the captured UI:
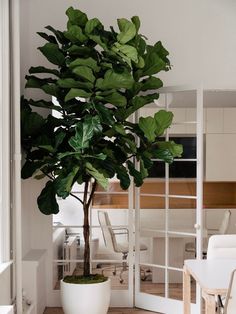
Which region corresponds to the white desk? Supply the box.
[183,259,236,314]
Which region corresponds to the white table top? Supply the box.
[185,259,236,295]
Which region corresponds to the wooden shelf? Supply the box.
[93,181,236,209]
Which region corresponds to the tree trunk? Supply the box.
[83,202,90,277]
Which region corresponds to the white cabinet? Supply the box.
[206,108,224,133]
[22,250,46,314]
[205,134,236,181]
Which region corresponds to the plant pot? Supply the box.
[61,278,111,314]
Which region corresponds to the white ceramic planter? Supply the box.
[61,278,111,314]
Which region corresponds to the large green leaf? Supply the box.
[154,110,173,136]
[21,160,44,179]
[65,88,92,102]
[57,78,93,90]
[112,42,138,63]
[142,52,166,76]
[64,25,87,43]
[69,118,96,150]
[72,66,96,83]
[28,99,61,111]
[140,76,163,91]
[138,116,157,142]
[37,32,57,44]
[54,166,79,198]
[85,162,108,190]
[100,91,127,107]
[38,43,65,66]
[117,18,136,44]
[157,141,183,158]
[127,160,143,187]
[85,116,102,134]
[131,16,140,32]
[45,26,68,45]
[85,18,102,34]
[37,181,59,215]
[94,103,115,125]
[29,66,60,77]
[21,110,45,136]
[115,165,130,190]
[69,57,100,72]
[66,7,88,27]
[96,69,134,90]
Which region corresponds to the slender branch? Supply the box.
[41,170,54,181]
[69,192,84,205]
[87,180,97,208]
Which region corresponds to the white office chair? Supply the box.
[207,234,236,313]
[97,210,148,283]
[185,210,231,258]
[223,269,236,314]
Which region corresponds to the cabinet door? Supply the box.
[205,134,236,181]
[223,108,236,133]
[206,108,224,133]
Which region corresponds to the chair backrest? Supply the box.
[97,211,119,252]
[207,235,236,260]
[224,269,236,314]
[219,210,231,234]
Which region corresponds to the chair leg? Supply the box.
[119,253,128,283]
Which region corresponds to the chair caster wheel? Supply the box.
[120,279,124,284]
[113,271,116,276]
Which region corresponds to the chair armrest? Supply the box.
[110,227,129,239]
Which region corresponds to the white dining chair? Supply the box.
[223,269,236,314]
[207,234,236,313]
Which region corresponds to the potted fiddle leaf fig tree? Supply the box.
[21,5,182,314]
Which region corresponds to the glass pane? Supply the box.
[168,235,196,268]
[168,270,183,301]
[168,209,196,233]
[140,179,165,194]
[140,209,165,231]
[168,270,196,303]
[140,266,165,297]
[169,196,196,209]
[169,178,196,197]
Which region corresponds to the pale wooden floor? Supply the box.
[44,308,159,314]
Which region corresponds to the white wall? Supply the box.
[20,0,236,91]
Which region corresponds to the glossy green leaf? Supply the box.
[57,78,93,90]
[115,165,130,190]
[157,141,183,158]
[54,166,79,198]
[143,52,166,76]
[72,66,96,83]
[117,18,136,44]
[138,116,157,142]
[37,32,57,44]
[21,111,45,136]
[96,69,134,90]
[38,43,65,66]
[45,26,67,44]
[69,57,100,72]
[69,118,97,150]
[64,25,87,43]
[127,160,143,187]
[37,181,59,215]
[85,162,108,190]
[131,16,140,32]
[66,7,88,27]
[140,76,163,91]
[85,18,102,34]
[154,110,173,136]
[112,42,138,63]
[29,66,60,77]
[101,91,127,107]
[21,160,44,179]
[65,88,92,102]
